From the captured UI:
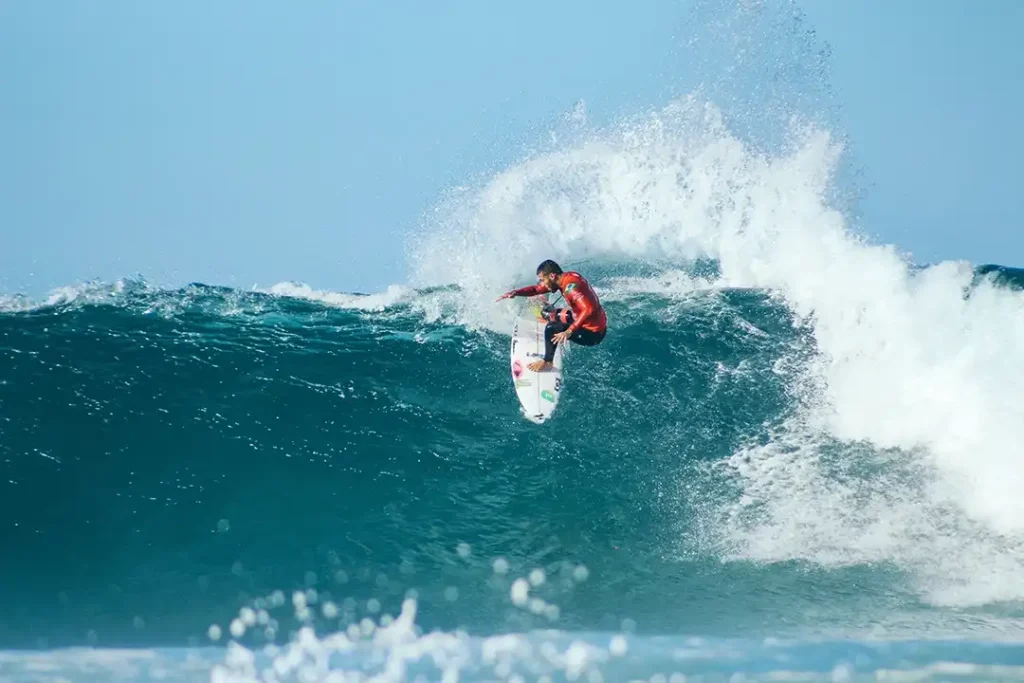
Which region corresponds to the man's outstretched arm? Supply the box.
[496,284,547,301]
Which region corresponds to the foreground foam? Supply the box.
[6,642,1024,683]
[8,596,1024,683]
[135,561,1024,680]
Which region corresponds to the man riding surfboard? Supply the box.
[496,260,607,372]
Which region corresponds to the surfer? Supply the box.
[496,260,607,372]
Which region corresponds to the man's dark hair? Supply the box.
[536,260,563,276]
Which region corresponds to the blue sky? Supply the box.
[2,1,1022,296]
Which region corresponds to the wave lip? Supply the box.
[263,282,415,312]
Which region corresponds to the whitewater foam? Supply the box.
[408,93,1024,607]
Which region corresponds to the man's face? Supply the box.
[537,271,559,290]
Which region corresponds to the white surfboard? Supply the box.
[510,295,564,424]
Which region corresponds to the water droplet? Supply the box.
[510,578,529,607]
[229,619,245,638]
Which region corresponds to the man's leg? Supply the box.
[527,311,574,371]
[542,320,571,362]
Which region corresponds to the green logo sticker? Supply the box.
[564,283,577,292]
[541,390,555,403]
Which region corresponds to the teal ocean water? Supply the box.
[3,258,1024,681]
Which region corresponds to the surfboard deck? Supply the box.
[510,295,564,424]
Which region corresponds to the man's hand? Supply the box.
[495,291,514,302]
[552,329,572,345]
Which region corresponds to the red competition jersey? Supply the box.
[512,271,607,333]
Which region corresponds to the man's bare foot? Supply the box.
[527,360,555,372]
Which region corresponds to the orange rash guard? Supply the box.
[511,271,607,333]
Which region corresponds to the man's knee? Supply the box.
[545,321,569,336]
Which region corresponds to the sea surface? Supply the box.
[4,256,1024,681]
